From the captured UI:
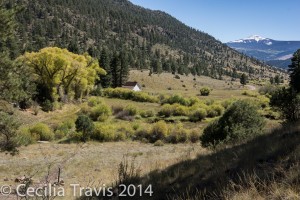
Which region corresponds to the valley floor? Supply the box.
[0,71,284,199]
[0,141,206,199]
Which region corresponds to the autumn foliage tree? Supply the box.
[17,47,106,103]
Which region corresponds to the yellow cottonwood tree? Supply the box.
[17,47,106,102]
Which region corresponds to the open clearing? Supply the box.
[0,142,206,198]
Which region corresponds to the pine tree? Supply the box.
[119,50,129,86]
[289,49,300,92]
[274,74,280,85]
[100,48,112,88]
[110,52,121,88]
[240,73,248,86]
[270,77,274,84]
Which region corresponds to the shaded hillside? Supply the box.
[267,59,291,69]
[9,0,282,79]
[89,122,300,199]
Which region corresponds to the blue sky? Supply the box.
[129,0,300,43]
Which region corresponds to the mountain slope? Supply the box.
[13,0,281,78]
[227,35,300,68]
[266,59,292,69]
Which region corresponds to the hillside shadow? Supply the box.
[80,122,300,200]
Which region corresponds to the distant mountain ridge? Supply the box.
[227,35,300,68]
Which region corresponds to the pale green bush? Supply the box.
[90,104,112,121]
[88,96,104,107]
[189,108,207,122]
[200,87,211,96]
[29,123,54,141]
[92,123,116,141]
[150,120,168,143]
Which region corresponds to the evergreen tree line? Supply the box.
[3,0,284,80]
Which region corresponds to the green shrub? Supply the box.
[200,87,211,96]
[189,102,209,112]
[75,114,94,142]
[158,104,173,117]
[189,130,200,143]
[16,127,37,146]
[53,101,62,110]
[270,87,300,121]
[200,120,221,147]
[0,112,19,154]
[90,104,111,121]
[19,99,32,110]
[41,100,53,112]
[162,94,190,106]
[200,100,265,147]
[134,128,150,141]
[189,97,200,106]
[112,105,124,115]
[154,140,164,146]
[54,130,65,140]
[103,88,158,103]
[211,105,224,116]
[159,104,190,117]
[241,90,258,97]
[92,123,116,142]
[132,123,140,131]
[69,132,83,142]
[55,119,74,137]
[258,84,278,96]
[117,125,134,139]
[262,108,281,120]
[149,120,168,143]
[206,105,224,118]
[173,104,189,116]
[29,123,54,141]
[168,123,188,143]
[124,105,138,116]
[115,131,127,141]
[80,103,92,115]
[189,108,207,122]
[205,99,215,106]
[90,86,103,96]
[221,99,235,109]
[88,96,104,107]
[207,108,218,118]
[140,110,154,118]
[257,95,270,108]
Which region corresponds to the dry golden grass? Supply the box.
[14,104,80,127]
[129,70,246,99]
[128,70,266,105]
[0,142,207,199]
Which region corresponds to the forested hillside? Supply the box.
[8,0,282,81]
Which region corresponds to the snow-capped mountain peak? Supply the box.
[226,36,300,69]
[245,35,266,42]
[230,35,270,43]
